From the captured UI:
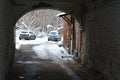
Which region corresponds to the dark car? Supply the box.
[19,30,36,40]
[48,31,61,41]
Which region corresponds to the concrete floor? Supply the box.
[6,62,72,80]
[5,44,101,80]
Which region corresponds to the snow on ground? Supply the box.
[15,37,48,50]
[33,43,74,63]
[15,30,73,63]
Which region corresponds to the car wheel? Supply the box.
[56,39,59,42]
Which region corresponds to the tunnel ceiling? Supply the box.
[9,0,106,25]
[11,0,86,14]
[12,0,85,4]
[10,0,104,13]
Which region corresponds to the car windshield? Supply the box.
[50,32,57,35]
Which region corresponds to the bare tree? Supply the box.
[17,9,63,34]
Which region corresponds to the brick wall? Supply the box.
[63,15,71,47]
[84,0,120,80]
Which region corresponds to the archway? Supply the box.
[6,8,87,80]
[1,0,119,80]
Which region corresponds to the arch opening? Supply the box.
[6,8,87,80]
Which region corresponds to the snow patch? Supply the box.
[15,37,48,50]
[33,43,74,63]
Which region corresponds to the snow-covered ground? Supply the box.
[15,37,48,49]
[33,43,74,63]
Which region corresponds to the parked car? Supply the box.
[48,31,61,41]
[19,30,36,40]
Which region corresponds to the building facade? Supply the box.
[60,14,85,62]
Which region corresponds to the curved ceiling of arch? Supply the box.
[10,0,85,13]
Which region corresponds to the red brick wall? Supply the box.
[63,15,71,45]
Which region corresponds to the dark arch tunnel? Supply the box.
[0,0,120,80]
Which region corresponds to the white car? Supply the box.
[19,30,36,40]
